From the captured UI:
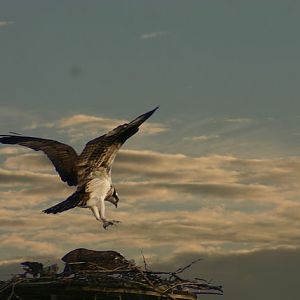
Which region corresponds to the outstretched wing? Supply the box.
[76,106,159,185]
[0,135,78,186]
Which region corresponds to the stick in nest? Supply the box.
[140,249,150,271]
[174,258,202,274]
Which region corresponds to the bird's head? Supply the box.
[112,187,119,208]
[105,186,119,208]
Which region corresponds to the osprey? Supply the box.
[0,107,159,229]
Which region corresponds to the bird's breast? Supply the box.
[86,177,111,201]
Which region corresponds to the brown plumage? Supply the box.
[0,107,159,229]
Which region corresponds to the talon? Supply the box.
[102,220,121,230]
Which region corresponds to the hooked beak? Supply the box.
[113,189,119,208]
[114,195,119,208]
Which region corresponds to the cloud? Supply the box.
[0,131,300,284]
[0,107,41,135]
[224,118,253,123]
[1,235,58,255]
[24,121,54,130]
[23,113,168,143]
[140,31,169,39]
[58,114,167,134]
[184,135,219,142]
[2,148,300,205]
[0,21,14,28]
[2,153,52,171]
[0,147,28,155]
[0,147,300,264]
[0,168,58,186]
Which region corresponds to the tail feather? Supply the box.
[43,191,83,214]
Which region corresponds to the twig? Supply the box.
[162,281,198,294]
[140,249,150,271]
[195,291,223,295]
[5,279,25,300]
[194,277,211,284]
[174,258,202,274]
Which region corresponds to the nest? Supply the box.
[0,248,223,300]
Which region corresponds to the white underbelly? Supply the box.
[85,177,111,207]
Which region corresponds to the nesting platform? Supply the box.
[2,279,197,300]
[0,248,222,300]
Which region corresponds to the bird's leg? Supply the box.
[98,198,106,220]
[90,206,101,221]
[98,198,120,230]
[90,205,118,229]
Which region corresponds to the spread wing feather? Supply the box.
[0,135,78,186]
[76,106,159,185]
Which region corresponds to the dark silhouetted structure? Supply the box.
[0,248,222,300]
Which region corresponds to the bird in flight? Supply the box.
[0,107,159,229]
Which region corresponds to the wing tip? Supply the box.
[150,105,159,113]
[129,106,160,127]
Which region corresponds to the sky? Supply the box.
[0,1,300,299]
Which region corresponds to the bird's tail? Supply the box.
[43,190,84,214]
